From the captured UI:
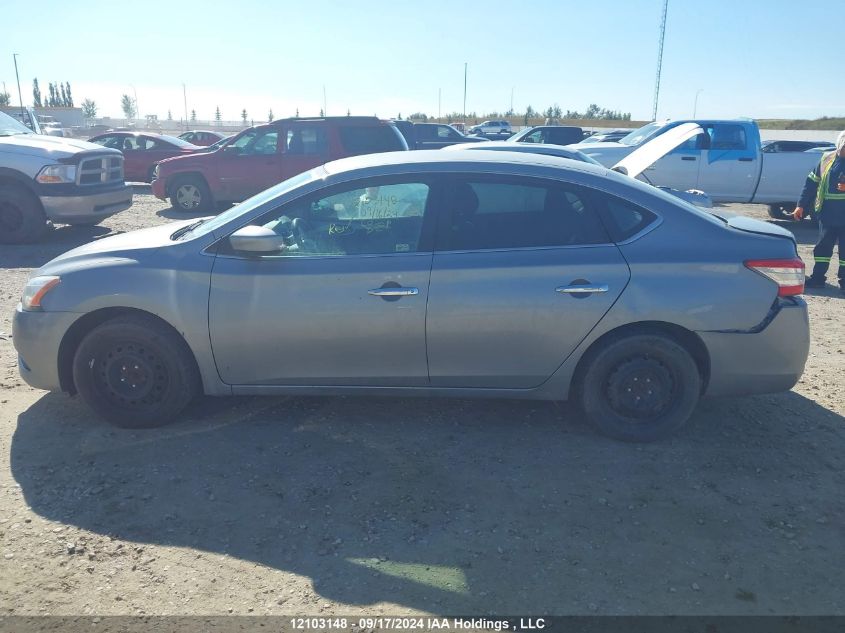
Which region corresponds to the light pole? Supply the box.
[462,62,467,121]
[12,54,24,119]
[693,88,703,118]
[182,83,188,130]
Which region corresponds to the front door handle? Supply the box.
[681,156,697,161]
[738,157,753,162]
[368,287,419,297]
[556,284,609,294]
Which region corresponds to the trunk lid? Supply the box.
[711,210,797,243]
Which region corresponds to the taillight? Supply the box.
[744,258,805,297]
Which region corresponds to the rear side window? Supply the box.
[339,126,406,155]
[439,178,610,251]
[286,126,327,155]
[599,195,658,242]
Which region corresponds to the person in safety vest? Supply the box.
[794,131,845,293]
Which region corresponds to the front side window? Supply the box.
[523,130,545,144]
[242,180,432,257]
[709,124,747,150]
[228,129,278,155]
[440,178,609,251]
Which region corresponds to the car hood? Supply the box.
[37,219,199,276]
[0,133,114,160]
[567,141,634,166]
[611,122,703,178]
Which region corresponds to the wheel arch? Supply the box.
[570,321,711,399]
[58,307,202,395]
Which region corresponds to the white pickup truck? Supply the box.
[572,119,822,219]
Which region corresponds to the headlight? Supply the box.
[21,276,61,311]
[36,164,77,184]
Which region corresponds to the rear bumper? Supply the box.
[699,297,810,397]
[40,184,133,224]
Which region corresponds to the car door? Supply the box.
[279,123,329,181]
[216,127,282,200]
[426,175,630,389]
[116,135,147,182]
[697,123,759,202]
[208,175,438,386]
[643,132,703,191]
[144,137,182,179]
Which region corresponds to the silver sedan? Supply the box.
[13,150,809,441]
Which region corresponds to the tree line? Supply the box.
[32,79,75,108]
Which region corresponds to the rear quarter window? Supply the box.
[599,195,659,242]
[339,126,407,155]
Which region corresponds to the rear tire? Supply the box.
[577,333,701,442]
[0,185,49,244]
[169,176,212,212]
[72,315,200,428]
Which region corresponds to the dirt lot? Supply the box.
[0,192,843,616]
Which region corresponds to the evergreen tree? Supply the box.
[60,83,68,107]
[120,94,136,119]
[319,108,324,117]
[0,92,10,106]
[214,106,221,122]
[190,109,197,122]
[48,83,56,107]
[241,109,248,124]
[268,108,274,122]
[65,82,73,107]
[167,110,173,121]
[32,79,42,108]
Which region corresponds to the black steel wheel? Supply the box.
[577,333,701,442]
[72,315,199,428]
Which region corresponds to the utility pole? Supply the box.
[12,54,24,119]
[182,83,188,130]
[463,62,467,121]
[652,0,669,121]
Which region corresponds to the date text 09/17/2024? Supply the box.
[289,617,547,631]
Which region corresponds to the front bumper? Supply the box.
[40,184,133,225]
[700,297,810,397]
[151,177,167,200]
[12,305,81,392]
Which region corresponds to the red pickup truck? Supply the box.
[152,117,408,211]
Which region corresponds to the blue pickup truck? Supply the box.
[572,119,822,218]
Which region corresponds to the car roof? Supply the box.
[322,148,608,177]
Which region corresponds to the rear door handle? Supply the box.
[738,157,753,162]
[556,284,609,294]
[368,287,419,297]
[681,156,696,161]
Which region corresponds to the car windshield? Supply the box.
[181,168,324,240]
[158,134,201,148]
[0,111,33,136]
[618,121,670,146]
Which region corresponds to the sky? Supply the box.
[1,0,841,123]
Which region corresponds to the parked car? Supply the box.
[0,111,132,243]
[582,129,632,143]
[573,119,823,220]
[178,130,228,146]
[152,116,407,212]
[468,120,513,138]
[88,132,202,182]
[761,139,835,153]
[393,121,488,150]
[508,126,584,146]
[14,150,808,442]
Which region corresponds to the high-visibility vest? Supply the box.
[813,151,845,212]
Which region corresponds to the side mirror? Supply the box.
[229,225,286,254]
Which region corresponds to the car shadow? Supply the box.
[11,390,845,613]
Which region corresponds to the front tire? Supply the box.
[169,176,212,212]
[0,185,49,244]
[577,333,701,442]
[72,315,200,428]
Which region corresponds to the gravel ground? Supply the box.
[0,191,843,616]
